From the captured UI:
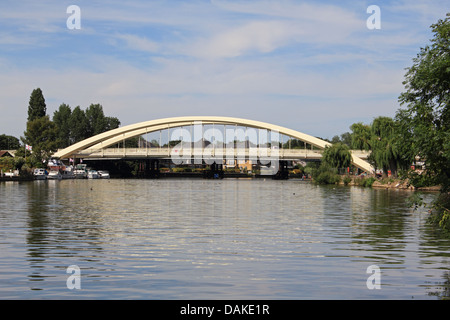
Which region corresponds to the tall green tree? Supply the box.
[27,88,47,121]
[370,116,407,177]
[53,103,72,148]
[350,118,407,177]
[22,116,59,167]
[68,106,89,144]
[397,13,450,192]
[350,122,372,151]
[85,103,107,136]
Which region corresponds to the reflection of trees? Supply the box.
[427,272,450,300]
[26,181,51,285]
[365,189,407,238]
[420,211,450,300]
[25,181,105,288]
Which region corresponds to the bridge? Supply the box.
[53,116,373,174]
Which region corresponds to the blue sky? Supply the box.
[0,0,448,140]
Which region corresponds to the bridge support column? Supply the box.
[203,162,224,179]
[144,159,160,179]
[273,160,289,180]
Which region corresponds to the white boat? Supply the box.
[33,168,47,180]
[87,170,99,179]
[61,169,75,179]
[98,170,110,179]
[74,164,87,179]
[47,170,62,180]
[74,169,87,179]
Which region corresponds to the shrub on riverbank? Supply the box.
[311,164,341,185]
[354,176,376,187]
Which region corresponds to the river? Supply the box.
[0,178,449,299]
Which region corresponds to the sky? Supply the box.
[0,0,448,141]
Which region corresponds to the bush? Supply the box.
[354,176,376,187]
[312,164,341,185]
[364,177,376,187]
[343,176,352,185]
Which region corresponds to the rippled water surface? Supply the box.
[0,178,449,299]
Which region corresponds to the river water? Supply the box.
[0,178,449,299]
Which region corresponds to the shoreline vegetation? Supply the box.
[0,170,440,192]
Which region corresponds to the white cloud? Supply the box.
[113,33,160,53]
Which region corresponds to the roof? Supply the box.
[0,150,14,157]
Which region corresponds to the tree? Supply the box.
[0,134,20,150]
[68,106,89,144]
[350,122,371,151]
[322,142,352,170]
[85,103,120,137]
[370,116,407,177]
[350,117,407,177]
[396,13,450,232]
[397,13,450,192]
[53,103,72,148]
[331,132,352,147]
[27,88,47,121]
[22,116,59,167]
[105,116,120,131]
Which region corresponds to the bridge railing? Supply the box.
[74,147,326,159]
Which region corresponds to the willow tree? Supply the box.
[350,117,407,177]
[322,142,352,170]
[350,122,371,151]
[370,116,407,177]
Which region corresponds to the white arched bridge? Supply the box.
[53,116,373,173]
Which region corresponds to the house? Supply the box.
[0,150,15,158]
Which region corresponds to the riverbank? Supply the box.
[338,175,440,191]
[0,175,33,182]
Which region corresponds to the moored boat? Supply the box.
[98,170,110,179]
[33,168,47,180]
[87,170,99,179]
[47,170,62,180]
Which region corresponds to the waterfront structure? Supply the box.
[53,116,373,174]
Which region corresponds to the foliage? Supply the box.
[331,132,352,147]
[283,139,306,149]
[397,13,450,193]
[27,88,46,122]
[350,122,371,151]
[54,103,121,147]
[22,115,59,167]
[350,117,408,177]
[428,194,450,234]
[370,116,408,177]
[0,134,20,150]
[322,142,352,169]
[343,176,352,186]
[311,163,341,185]
[0,156,26,172]
[53,103,72,148]
[354,176,376,188]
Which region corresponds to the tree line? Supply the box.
[11,88,120,167]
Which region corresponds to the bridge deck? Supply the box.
[70,147,369,161]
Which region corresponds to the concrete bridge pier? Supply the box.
[203,162,224,179]
[143,159,160,178]
[273,160,289,180]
